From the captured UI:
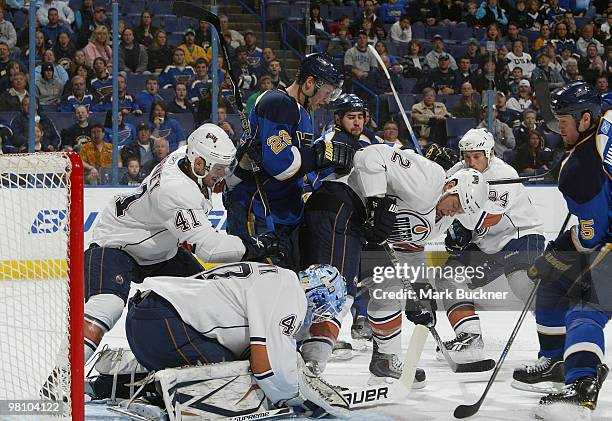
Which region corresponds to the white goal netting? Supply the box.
[0,153,83,419]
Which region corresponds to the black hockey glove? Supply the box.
[405,282,437,327]
[445,220,473,258]
[236,141,262,172]
[528,240,578,284]
[423,143,459,171]
[362,196,398,245]
[241,232,290,261]
[314,139,356,170]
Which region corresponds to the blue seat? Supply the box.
[451,27,473,42]
[441,94,462,110]
[502,149,515,165]
[412,24,426,40]
[89,112,107,125]
[99,167,127,185]
[400,78,418,94]
[124,114,148,127]
[123,14,140,29]
[225,114,244,140]
[524,30,540,45]
[148,2,173,16]
[168,33,183,47]
[446,117,477,146]
[121,1,145,15]
[46,112,74,133]
[12,11,26,29]
[171,113,195,133]
[0,112,19,126]
[388,94,416,115]
[449,44,468,60]
[40,104,59,113]
[427,26,450,40]
[158,89,174,103]
[163,16,180,33]
[126,74,150,92]
[544,132,562,149]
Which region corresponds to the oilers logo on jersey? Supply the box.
[388,210,433,244]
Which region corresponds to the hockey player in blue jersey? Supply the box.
[225,53,348,269]
[523,82,612,420]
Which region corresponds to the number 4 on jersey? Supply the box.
[174,209,202,231]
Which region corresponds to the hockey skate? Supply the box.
[435,332,484,363]
[368,343,425,389]
[511,356,564,394]
[331,340,353,360]
[535,364,608,421]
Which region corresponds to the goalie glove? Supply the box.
[362,196,398,245]
[280,354,349,419]
[445,220,473,257]
[314,139,356,170]
[241,231,290,261]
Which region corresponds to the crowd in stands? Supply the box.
[0,0,610,184]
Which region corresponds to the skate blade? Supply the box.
[511,380,565,394]
[367,375,426,389]
[534,402,592,421]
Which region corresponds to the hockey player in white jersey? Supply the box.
[125,263,350,419]
[83,124,289,365]
[300,142,489,385]
[435,128,547,367]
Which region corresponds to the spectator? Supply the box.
[455,57,477,89]
[159,48,195,89]
[401,40,426,79]
[41,7,73,48]
[134,10,157,48]
[473,59,507,93]
[32,122,58,152]
[496,91,521,128]
[243,30,263,67]
[508,66,524,95]
[506,79,533,113]
[578,42,605,84]
[121,123,154,168]
[525,0,545,30]
[90,57,112,98]
[477,0,508,28]
[37,0,75,27]
[407,0,441,26]
[425,35,458,70]
[543,43,562,73]
[412,87,451,143]
[509,0,529,29]
[148,101,186,150]
[179,28,210,67]
[453,82,481,120]
[79,123,117,184]
[0,71,27,111]
[379,0,405,24]
[231,45,258,92]
[147,29,174,74]
[465,2,480,27]
[73,0,94,37]
[136,76,163,115]
[360,18,378,44]
[83,25,112,68]
[479,23,505,56]
[367,52,402,95]
[120,157,145,186]
[576,24,604,58]
[166,82,194,114]
[533,23,551,52]
[465,38,482,71]
[353,0,384,33]
[602,14,612,41]
[514,130,550,175]
[430,54,458,95]
[194,19,212,48]
[216,103,236,142]
[254,47,279,79]
[0,120,15,154]
[96,74,141,114]
[22,31,48,66]
[53,32,77,66]
[190,58,214,123]
[334,14,352,47]
[35,62,64,106]
[389,15,412,44]
[142,137,169,175]
[513,109,538,148]
[0,60,24,94]
[382,120,402,145]
[531,52,564,90]
[439,0,462,23]
[595,74,608,95]
[309,4,331,41]
[477,105,515,156]
[60,75,95,112]
[246,75,273,115]
[69,50,92,78]
[267,59,288,89]
[60,104,92,150]
[503,22,528,50]
[35,49,69,84]
[103,109,136,146]
[561,57,581,83]
[77,5,109,49]
[506,39,535,78]
[344,31,378,83]
[542,0,566,23]
[0,41,12,79]
[0,9,17,51]
[219,14,244,49]
[10,96,60,151]
[551,21,576,55]
[118,28,148,74]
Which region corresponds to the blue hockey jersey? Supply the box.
[159,65,196,89]
[558,110,612,251]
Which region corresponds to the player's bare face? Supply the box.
[436,193,463,217]
[462,151,488,172]
[199,162,230,187]
[342,112,365,136]
[557,115,580,145]
[309,83,336,110]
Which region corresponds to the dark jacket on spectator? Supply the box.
[166,99,195,114]
[0,89,26,111]
[119,43,148,74]
[120,139,154,167]
[10,112,60,151]
[134,25,159,48]
[514,140,549,174]
[439,3,463,22]
[366,67,401,95]
[60,122,91,150]
[407,0,441,24]
[497,107,521,128]
[147,44,174,73]
[0,122,15,154]
[513,122,537,149]
[453,98,481,120]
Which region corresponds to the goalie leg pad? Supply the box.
[126,291,236,371]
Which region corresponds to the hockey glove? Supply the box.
[314,140,356,171]
[423,143,459,171]
[236,141,262,171]
[445,220,473,258]
[362,196,398,245]
[528,241,577,284]
[405,282,437,328]
[241,232,290,261]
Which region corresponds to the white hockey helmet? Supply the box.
[458,128,495,168]
[186,123,237,187]
[444,168,489,216]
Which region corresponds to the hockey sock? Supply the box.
[84,294,124,363]
[564,308,608,384]
[369,311,402,355]
[446,301,481,335]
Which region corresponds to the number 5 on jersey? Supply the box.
[175,209,202,231]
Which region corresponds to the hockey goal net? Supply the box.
[0,152,84,419]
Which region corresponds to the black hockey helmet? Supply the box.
[550,81,602,123]
[331,94,366,117]
[296,53,343,100]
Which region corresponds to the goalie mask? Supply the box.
[299,264,347,326]
[458,128,495,170]
[186,123,237,189]
[444,168,489,216]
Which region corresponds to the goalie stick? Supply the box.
[172,1,275,232]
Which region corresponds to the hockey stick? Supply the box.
[172,1,275,232]
[454,213,573,418]
[367,44,423,155]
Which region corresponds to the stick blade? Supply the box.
[454,402,481,419]
[454,359,496,373]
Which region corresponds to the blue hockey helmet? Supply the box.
[299,264,347,326]
[550,81,602,123]
[331,93,367,117]
[297,53,343,100]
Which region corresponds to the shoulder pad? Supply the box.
[254,90,300,124]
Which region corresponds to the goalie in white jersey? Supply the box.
[435,128,547,368]
[83,124,289,364]
[126,263,350,418]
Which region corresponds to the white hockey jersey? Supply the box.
[136,262,307,404]
[91,146,245,265]
[340,144,448,247]
[446,157,543,254]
